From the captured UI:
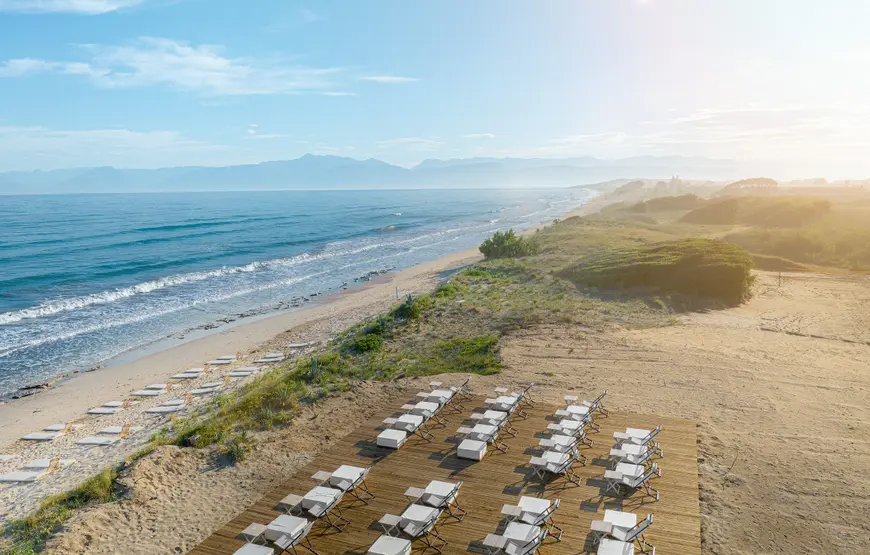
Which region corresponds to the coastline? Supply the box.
[0,248,482,450]
[0,189,609,452]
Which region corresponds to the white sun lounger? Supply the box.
[102,401,124,407]
[146,406,183,414]
[206,359,232,365]
[131,390,162,397]
[457,439,487,460]
[233,544,274,555]
[605,463,662,500]
[597,538,635,555]
[216,355,237,361]
[76,436,118,446]
[201,381,223,388]
[229,371,255,378]
[21,432,63,442]
[191,387,219,396]
[0,454,17,462]
[99,426,143,435]
[0,471,44,483]
[376,429,408,449]
[43,423,81,432]
[173,372,200,379]
[591,513,654,552]
[24,458,76,471]
[88,407,122,415]
[145,383,168,390]
[614,426,662,446]
[368,535,412,555]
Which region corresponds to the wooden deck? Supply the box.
[190,396,701,554]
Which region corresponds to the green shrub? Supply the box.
[392,294,430,319]
[435,283,459,297]
[220,432,252,464]
[462,269,493,278]
[558,238,754,304]
[354,332,383,353]
[434,336,502,375]
[479,229,539,259]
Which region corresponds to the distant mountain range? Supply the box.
[0,154,746,194]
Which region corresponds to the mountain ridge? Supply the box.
[0,154,744,193]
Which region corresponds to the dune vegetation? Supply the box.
[557,239,754,305]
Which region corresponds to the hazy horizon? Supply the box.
[2,1,870,180]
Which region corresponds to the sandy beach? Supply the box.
[0,247,482,517]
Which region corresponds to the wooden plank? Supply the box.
[190,396,701,554]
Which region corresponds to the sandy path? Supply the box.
[495,271,870,554]
[0,248,481,520]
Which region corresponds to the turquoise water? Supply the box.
[0,189,590,396]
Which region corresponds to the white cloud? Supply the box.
[463,133,496,139]
[0,0,143,13]
[0,125,228,170]
[362,75,419,84]
[321,91,356,97]
[0,58,108,78]
[0,37,343,96]
[244,124,289,140]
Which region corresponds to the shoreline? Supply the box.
[0,247,482,451]
[0,189,611,452]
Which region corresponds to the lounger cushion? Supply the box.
[76,436,117,446]
[89,407,122,415]
[24,458,76,470]
[368,535,412,555]
[0,471,43,483]
[376,429,407,449]
[145,406,183,414]
[131,390,162,397]
[21,432,62,441]
[233,544,274,555]
[457,439,487,461]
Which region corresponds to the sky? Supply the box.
[0,0,869,177]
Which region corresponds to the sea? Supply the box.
[0,188,592,398]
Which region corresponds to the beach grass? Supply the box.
[2,467,119,555]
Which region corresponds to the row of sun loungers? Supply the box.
[454,384,531,461]
[376,380,470,450]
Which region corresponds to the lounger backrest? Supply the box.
[645,425,662,443]
[634,463,659,485]
[622,513,653,541]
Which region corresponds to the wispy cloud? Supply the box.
[321,91,356,97]
[0,37,343,96]
[244,123,289,140]
[362,75,419,84]
[463,133,496,139]
[0,0,145,14]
